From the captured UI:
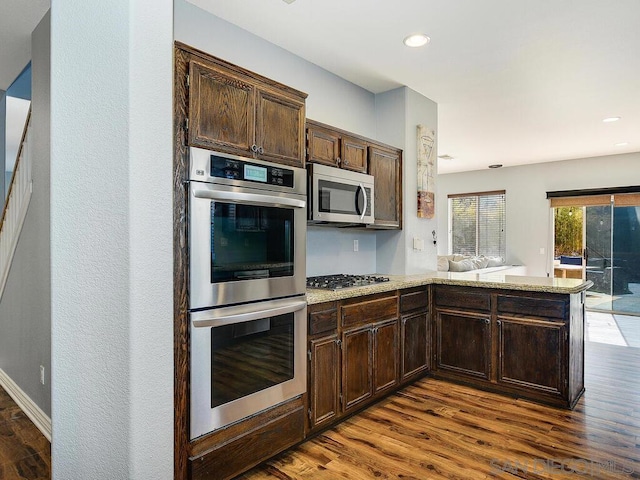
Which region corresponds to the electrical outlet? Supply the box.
[353,240,359,252]
[40,365,45,385]
[413,237,424,251]
[539,247,546,255]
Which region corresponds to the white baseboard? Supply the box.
[0,368,51,442]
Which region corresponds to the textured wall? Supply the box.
[50,0,173,478]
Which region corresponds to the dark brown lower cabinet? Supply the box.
[433,285,585,409]
[308,334,340,430]
[342,325,373,412]
[497,316,566,397]
[436,310,491,380]
[373,319,399,394]
[401,311,429,382]
[342,318,399,413]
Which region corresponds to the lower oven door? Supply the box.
[190,296,307,440]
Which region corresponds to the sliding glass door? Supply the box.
[553,194,640,315]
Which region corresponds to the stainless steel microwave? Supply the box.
[307,163,374,225]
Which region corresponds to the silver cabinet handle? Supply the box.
[191,298,307,328]
[193,188,306,209]
[251,144,258,153]
[258,146,264,155]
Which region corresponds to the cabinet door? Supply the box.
[255,89,305,167]
[368,146,402,229]
[188,60,255,155]
[401,312,429,382]
[308,335,340,430]
[373,319,399,394]
[497,316,567,397]
[307,125,340,167]
[342,326,372,412]
[340,135,368,173]
[436,310,491,380]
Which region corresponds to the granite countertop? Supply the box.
[306,271,593,305]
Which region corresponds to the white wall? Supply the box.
[0,12,51,416]
[375,87,438,274]
[437,152,640,277]
[50,1,173,478]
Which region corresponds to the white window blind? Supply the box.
[449,191,506,258]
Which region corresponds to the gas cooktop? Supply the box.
[306,274,390,291]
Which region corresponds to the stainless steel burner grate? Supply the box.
[306,274,390,290]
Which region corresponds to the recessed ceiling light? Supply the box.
[403,33,431,48]
[438,154,454,160]
[282,0,296,3]
[603,116,621,123]
[615,142,629,147]
[488,164,503,169]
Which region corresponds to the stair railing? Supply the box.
[0,108,33,300]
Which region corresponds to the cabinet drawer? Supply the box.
[341,295,398,328]
[497,295,567,320]
[435,286,490,312]
[400,288,429,314]
[308,302,338,336]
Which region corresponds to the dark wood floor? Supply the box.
[1,341,638,479]
[0,388,50,480]
[241,341,640,479]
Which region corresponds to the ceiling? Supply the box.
[2,1,639,174]
[187,0,640,174]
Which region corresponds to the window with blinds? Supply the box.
[449,191,506,258]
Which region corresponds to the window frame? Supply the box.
[448,190,506,258]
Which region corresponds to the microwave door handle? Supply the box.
[193,189,306,209]
[358,183,368,221]
[191,298,307,328]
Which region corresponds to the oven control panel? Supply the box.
[210,155,294,188]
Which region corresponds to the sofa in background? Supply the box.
[437,254,527,275]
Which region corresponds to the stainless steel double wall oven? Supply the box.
[188,147,307,440]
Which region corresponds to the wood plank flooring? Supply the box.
[0,341,638,479]
[240,341,640,479]
[0,388,49,480]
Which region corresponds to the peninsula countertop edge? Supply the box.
[306,272,593,305]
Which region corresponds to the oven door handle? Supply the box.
[191,298,307,328]
[193,189,306,209]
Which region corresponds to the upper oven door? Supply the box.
[189,181,307,309]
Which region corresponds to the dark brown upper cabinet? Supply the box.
[188,58,306,168]
[306,120,368,173]
[367,145,402,229]
[306,119,403,229]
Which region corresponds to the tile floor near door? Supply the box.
[0,388,50,480]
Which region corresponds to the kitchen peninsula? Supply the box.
[306,272,592,440]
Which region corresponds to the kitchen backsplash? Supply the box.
[306,226,377,276]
